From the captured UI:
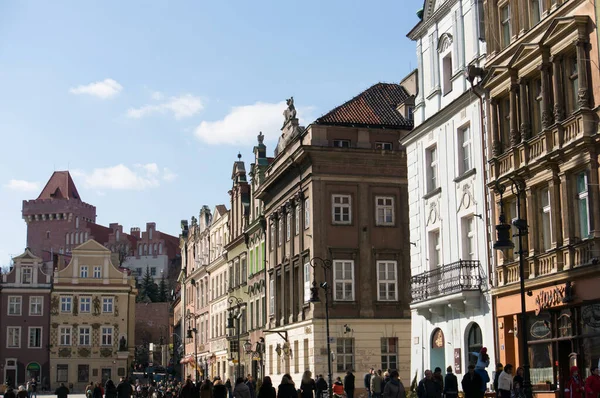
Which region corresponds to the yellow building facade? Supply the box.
[49,240,136,391]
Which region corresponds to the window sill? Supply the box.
[332,222,353,226]
[454,168,477,183]
[442,89,453,97]
[426,88,441,100]
[375,223,396,228]
[422,187,442,200]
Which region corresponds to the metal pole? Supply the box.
[515,186,532,398]
[194,330,199,382]
[237,317,241,380]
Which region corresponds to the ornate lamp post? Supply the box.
[185,311,199,381]
[308,257,333,398]
[493,177,532,398]
[227,296,244,379]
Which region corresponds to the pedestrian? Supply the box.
[513,367,524,398]
[300,371,316,398]
[365,369,374,398]
[344,371,355,398]
[371,370,383,398]
[381,372,390,394]
[461,365,483,398]
[17,386,28,398]
[4,387,17,398]
[315,375,328,398]
[106,380,118,398]
[225,379,233,398]
[493,364,503,398]
[433,368,444,391]
[181,378,195,398]
[86,382,94,398]
[214,379,229,398]
[565,366,584,398]
[246,376,256,398]
[382,370,405,398]
[117,377,134,398]
[55,383,70,398]
[585,366,600,398]
[234,377,251,398]
[277,375,297,398]
[332,377,345,398]
[29,378,37,398]
[417,370,441,398]
[257,376,276,398]
[471,348,490,392]
[201,379,213,398]
[497,364,513,398]
[444,366,458,398]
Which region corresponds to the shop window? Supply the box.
[527,313,553,384]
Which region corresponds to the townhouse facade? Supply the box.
[482,0,600,388]
[404,0,496,380]
[1,249,52,388]
[49,240,136,391]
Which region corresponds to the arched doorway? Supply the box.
[26,362,41,381]
[430,328,446,371]
[466,323,483,368]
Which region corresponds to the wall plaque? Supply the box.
[454,348,462,374]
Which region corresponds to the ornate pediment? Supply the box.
[540,16,590,49]
[508,43,541,70]
[437,33,453,53]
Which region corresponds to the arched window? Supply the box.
[75,216,79,229]
[467,323,483,367]
[144,244,148,254]
[138,245,142,256]
[84,232,88,241]
[70,233,74,245]
[80,232,85,243]
[66,234,69,246]
[75,232,79,244]
[153,244,157,254]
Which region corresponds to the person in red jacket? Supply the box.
[585,366,600,398]
[566,366,584,398]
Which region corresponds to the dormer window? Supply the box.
[333,139,351,148]
[21,267,32,284]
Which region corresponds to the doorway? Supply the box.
[430,329,446,372]
[101,369,111,385]
[557,340,573,390]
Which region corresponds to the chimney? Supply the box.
[130,227,141,239]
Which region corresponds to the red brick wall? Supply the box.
[134,302,173,346]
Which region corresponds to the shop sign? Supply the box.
[530,320,551,339]
[535,285,566,315]
[454,349,462,374]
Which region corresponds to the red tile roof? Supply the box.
[37,171,82,200]
[215,204,228,216]
[315,83,413,129]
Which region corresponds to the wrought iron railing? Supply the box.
[410,260,484,303]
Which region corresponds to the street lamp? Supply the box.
[493,177,532,398]
[185,311,199,381]
[227,296,244,380]
[308,257,333,398]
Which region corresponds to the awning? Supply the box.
[27,363,41,371]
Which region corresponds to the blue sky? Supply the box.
[0,0,424,265]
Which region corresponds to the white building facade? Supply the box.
[403,0,496,382]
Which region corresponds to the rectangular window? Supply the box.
[304,198,310,229]
[80,266,88,278]
[336,338,354,372]
[101,327,113,346]
[78,365,89,383]
[270,223,275,251]
[102,297,114,313]
[577,173,591,239]
[295,206,300,235]
[8,296,22,315]
[375,142,393,150]
[304,339,310,372]
[150,267,157,276]
[304,263,311,303]
[60,296,72,313]
[376,196,394,226]
[567,55,579,113]
[269,277,275,315]
[530,0,543,25]
[333,260,354,301]
[79,327,91,346]
[286,213,291,241]
[250,301,254,330]
[333,139,351,148]
[427,146,439,191]
[59,327,72,346]
[442,54,453,95]
[136,267,142,277]
[462,216,476,260]
[294,340,299,374]
[93,266,101,279]
[7,327,21,348]
[377,261,397,301]
[278,219,283,246]
[332,194,352,224]
[22,267,32,284]
[241,257,247,284]
[541,188,552,250]
[29,327,42,348]
[381,338,398,371]
[80,297,91,313]
[458,125,472,174]
[57,365,68,382]
[29,297,43,316]
[500,4,512,48]
[429,230,442,268]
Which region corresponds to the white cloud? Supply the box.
[195,101,315,145]
[69,78,123,99]
[127,94,204,120]
[3,179,40,192]
[73,164,177,191]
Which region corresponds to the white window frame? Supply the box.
[21,267,32,284]
[541,187,552,251]
[80,297,91,313]
[295,206,300,235]
[7,327,21,348]
[375,142,393,150]
[60,296,72,313]
[458,124,472,174]
[375,196,394,226]
[29,296,43,316]
[8,296,22,316]
[303,263,311,303]
[332,194,352,225]
[59,326,72,346]
[278,219,283,246]
[500,3,512,48]
[530,0,543,25]
[333,260,355,301]
[101,326,113,346]
[427,145,439,191]
[333,139,351,148]
[79,326,91,346]
[462,216,476,261]
[286,213,291,241]
[93,266,102,279]
[577,172,591,239]
[102,297,114,313]
[336,338,354,372]
[304,198,310,230]
[381,337,398,371]
[429,230,442,268]
[269,277,275,315]
[28,327,42,349]
[377,261,398,301]
[80,266,88,278]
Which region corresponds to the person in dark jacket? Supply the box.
[444,367,458,398]
[433,368,443,391]
[105,380,117,398]
[214,379,229,398]
[364,369,374,398]
[5,387,17,398]
[234,377,251,398]
[417,370,441,398]
[344,371,355,398]
[277,375,297,398]
[300,371,316,398]
[382,370,405,398]
[92,382,103,398]
[257,376,276,398]
[246,376,256,398]
[225,379,233,398]
[181,379,195,398]
[117,378,133,398]
[55,383,70,398]
[493,363,503,397]
[315,375,328,398]
[461,365,484,398]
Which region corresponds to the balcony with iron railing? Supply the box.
[410,260,485,318]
